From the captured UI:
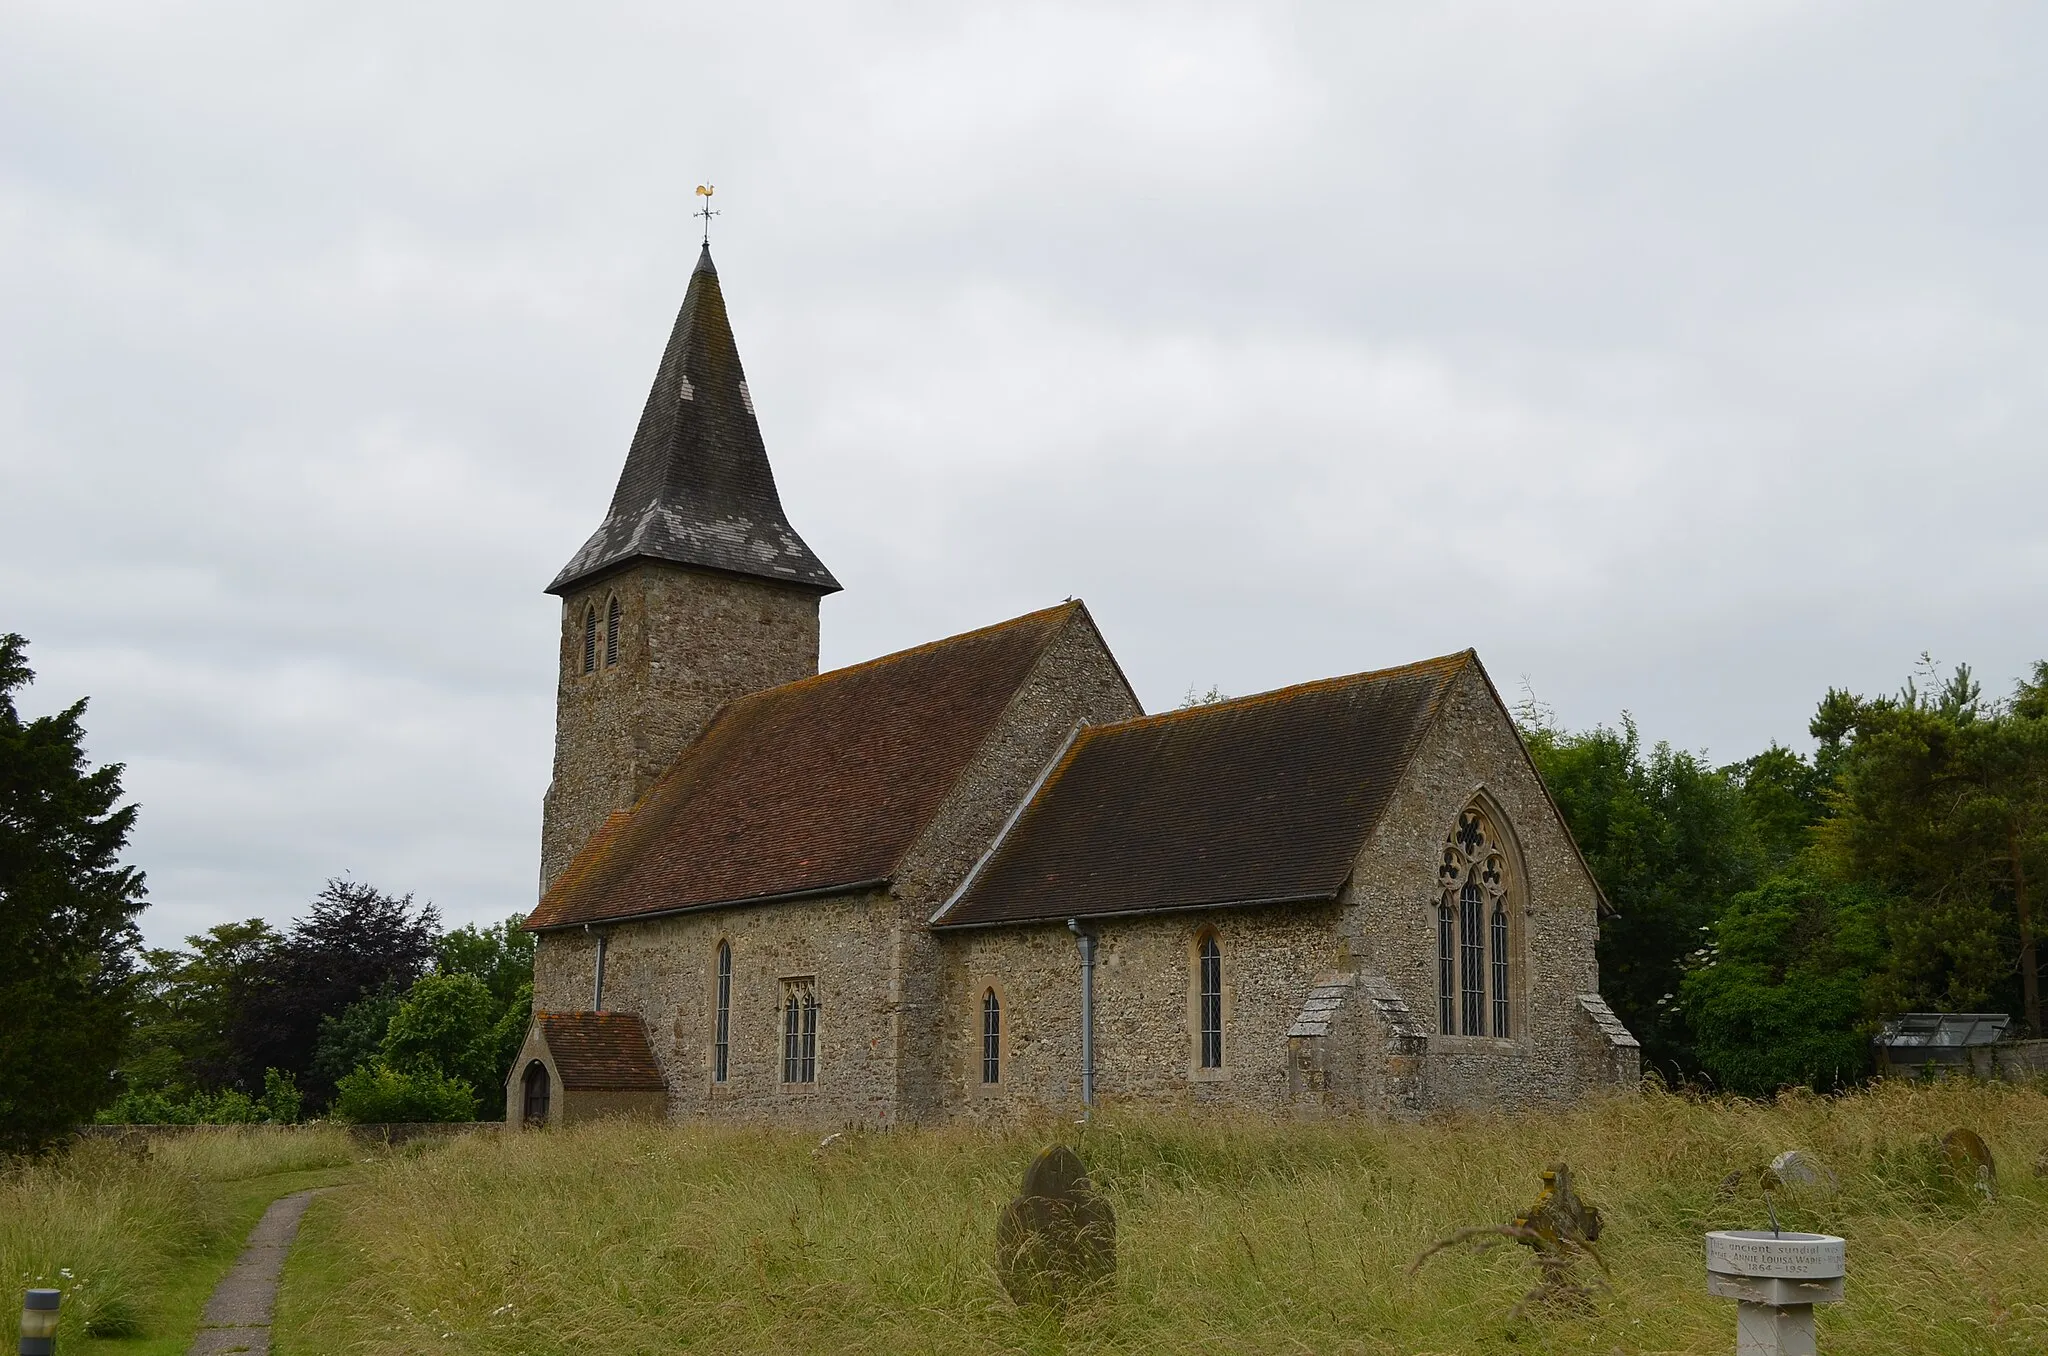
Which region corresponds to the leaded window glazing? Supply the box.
[1437,901,1456,1035]
[981,989,1001,1084]
[714,942,731,1082]
[1436,805,1512,1039]
[1491,902,1510,1037]
[781,978,817,1084]
[1198,934,1223,1069]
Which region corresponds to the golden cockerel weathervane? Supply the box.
[694,184,719,245]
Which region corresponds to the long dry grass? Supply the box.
[279,1083,2048,1355]
[0,1126,357,1342]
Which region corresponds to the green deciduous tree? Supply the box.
[1521,715,1752,1078]
[0,634,147,1151]
[1681,875,1891,1095]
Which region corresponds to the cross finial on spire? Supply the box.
[694,183,719,245]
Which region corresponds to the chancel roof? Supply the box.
[536,1011,666,1091]
[548,245,838,597]
[932,653,1476,929]
[526,603,1086,931]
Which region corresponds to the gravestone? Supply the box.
[995,1145,1116,1306]
[1940,1128,1996,1199]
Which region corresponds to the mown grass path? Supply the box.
[69,1164,357,1356]
[186,1188,331,1355]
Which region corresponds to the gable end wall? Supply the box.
[1337,661,1614,1110]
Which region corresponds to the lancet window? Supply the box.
[1435,804,1513,1038]
[1197,933,1224,1069]
[581,605,598,674]
[605,595,622,667]
[713,941,731,1083]
[981,989,1001,1084]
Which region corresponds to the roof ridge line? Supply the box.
[730,600,1083,706]
[1100,649,1474,736]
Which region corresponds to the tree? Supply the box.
[1814,660,2048,1028]
[1521,715,1751,1078]
[0,634,147,1151]
[1680,875,1890,1096]
[436,914,535,1009]
[236,878,439,1105]
[122,919,280,1096]
[381,972,511,1116]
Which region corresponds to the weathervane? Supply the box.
[694,183,719,245]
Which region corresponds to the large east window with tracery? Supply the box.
[1436,804,1513,1038]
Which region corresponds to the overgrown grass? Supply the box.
[274,1082,2048,1354]
[1,1126,359,1351]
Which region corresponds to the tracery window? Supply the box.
[781,977,818,1084]
[1197,933,1223,1069]
[605,595,622,667]
[981,989,1001,1084]
[581,606,598,674]
[713,941,731,1083]
[1436,804,1513,1038]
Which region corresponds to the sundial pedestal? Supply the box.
[1704,1231,1845,1356]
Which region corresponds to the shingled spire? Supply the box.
[548,244,839,596]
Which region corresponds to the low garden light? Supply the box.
[18,1289,59,1356]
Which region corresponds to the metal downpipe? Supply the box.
[1068,918,1095,1113]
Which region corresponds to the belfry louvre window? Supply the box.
[581,606,598,674]
[713,942,732,1082]
[981,989,1001,1084]
[781,978,818,1084]
[605,596,621,667]
[1436,805,1513,1038]
[1198,934,1223,1069]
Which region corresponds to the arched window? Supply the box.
[981,989,1001,1084]
[521,1060,551,1126]
[1436,804,1513,1038]
[581,606,598,674]
[1437,898,1456,1035]
[1198,933,1223,1069]
[713,942,731,1083]
[781,978,817,1084]
[605,595,622,667]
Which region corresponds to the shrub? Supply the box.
[94,1068,303,1125]
[331,1061,476,1124]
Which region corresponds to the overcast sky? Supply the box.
[4,3,2044,946]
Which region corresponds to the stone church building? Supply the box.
[508,245,1638,1128]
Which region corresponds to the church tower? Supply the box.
[540,244,839,893]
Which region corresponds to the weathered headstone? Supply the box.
[995,1146,1116,1306]
[1940,1128,1996,1199]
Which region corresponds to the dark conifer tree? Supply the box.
[0,634,147,1151]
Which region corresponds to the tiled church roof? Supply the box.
[548,245,839,597]
[536,1011,667,1091]
[932,652,1475,928]
[526,603,1086,931]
